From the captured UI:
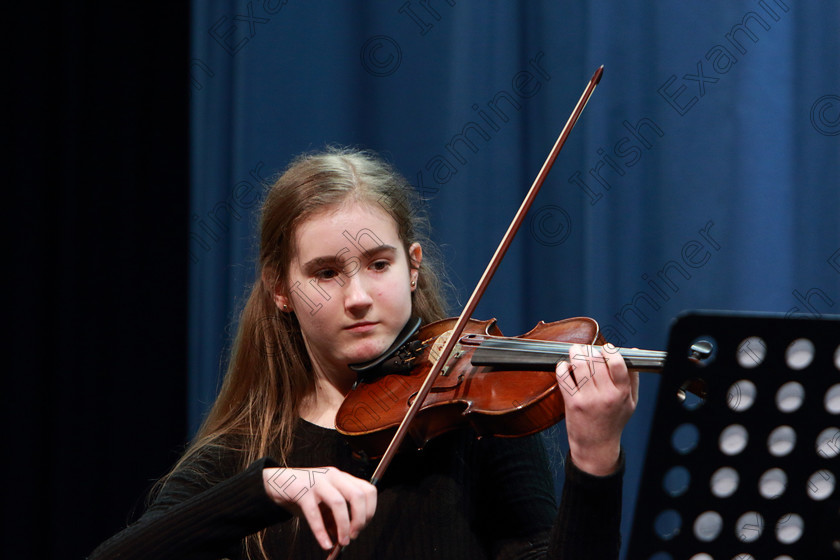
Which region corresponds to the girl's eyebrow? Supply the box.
[300,245,398,271]
[362,244,398,259]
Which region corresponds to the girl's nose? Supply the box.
[344,274,373,313]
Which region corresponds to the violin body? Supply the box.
[335,316,606,458]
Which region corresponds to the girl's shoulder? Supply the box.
[150,434,250,509]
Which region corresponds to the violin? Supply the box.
[336,315,673,459]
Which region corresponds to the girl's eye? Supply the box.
[315,269,339,280]
[371,260,390,271]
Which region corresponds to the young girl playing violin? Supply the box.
[90,148,639,560]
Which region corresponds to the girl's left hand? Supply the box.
[555,343,639,476]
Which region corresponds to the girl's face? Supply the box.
[279,200,420,382]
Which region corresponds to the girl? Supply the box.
[90,148,638,559]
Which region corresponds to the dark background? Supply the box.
[7,2,840,559]
[6,4,190,558]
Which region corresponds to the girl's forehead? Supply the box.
[293,200,401,254]
[300,201,395,230]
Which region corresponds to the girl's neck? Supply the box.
[299,370,354,429]
[300,405,339,429]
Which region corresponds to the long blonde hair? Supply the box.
[157,147,448,558]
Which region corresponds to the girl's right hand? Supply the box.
[262,466,378,550]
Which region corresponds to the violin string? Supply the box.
[475,336,666,361]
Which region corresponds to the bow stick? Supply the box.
[326,65,604,559]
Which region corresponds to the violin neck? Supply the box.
[468,338,666,373]
[609,347,666,373]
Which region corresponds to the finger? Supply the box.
[567,344,584,383]
[600,341,624,366]
[601,343,627,388]
[589,345,606,388]
[356,481,377,533]
[571,344,598,388]
[628,347,641,403]
[556,359,574,386]
[603,343,638,407]
[299,500,334,550]
[332,476,377,539]
[319,486,353,547]
[562,347,589,390]
[363,481,378,525]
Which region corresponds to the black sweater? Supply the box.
[90,420,623,559]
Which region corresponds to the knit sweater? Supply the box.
[89,419,623,559]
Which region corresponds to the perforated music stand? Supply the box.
[627,311,840,560]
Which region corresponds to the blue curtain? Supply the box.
[189,1,840,556]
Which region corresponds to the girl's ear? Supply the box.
[274,293,292,311]
[408,243,422,289]
[263,270,293,312]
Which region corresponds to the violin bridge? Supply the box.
[428,329,464,377]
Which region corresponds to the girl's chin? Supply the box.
[347,342,390,365]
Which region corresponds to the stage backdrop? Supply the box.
[189,1,840,555]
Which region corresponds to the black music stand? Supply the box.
[627,311,840,560]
